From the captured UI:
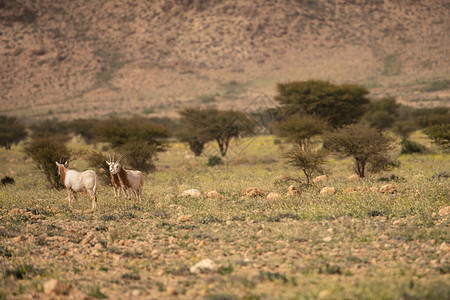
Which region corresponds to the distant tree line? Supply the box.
[1,79,449,185]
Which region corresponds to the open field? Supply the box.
[1,135,449,299]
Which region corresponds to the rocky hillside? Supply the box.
[1,0,449,122]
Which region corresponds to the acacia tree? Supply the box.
[274,114,327,149]
[324,123,395,178]
[0,115,27,149]
[177,108,256,157]
[423,124,450,150]
[177,108,215,156]
[282,146,328,184]
[275,80,370,128]
[364,97,400,130]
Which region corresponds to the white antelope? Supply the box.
[106,153,144,203]
[108,153,124,198]
[55,156,99,211]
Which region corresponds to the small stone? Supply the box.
[131,289,141,297]
[320,187,335,195]
[342,187,355,194]
[198,240,206,247]
[44,279,66,295]
[190,259,218,274]
[205,190,222,199]
[313,175,328,183]
[379,184,395,194]
[348,174,360,181]
[369,187,378,192]
[438,206,450,216]
[181,189,202,198]
[266,192,281,200]
[242,187,264,198]
[177,215,193,222]
[94,243,104,250]
[12,235,26,243]
[286,185,300,196]
[318,289,332,299]
[323,236,332,242]
[439,242,449,252]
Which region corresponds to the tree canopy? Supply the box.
[275,80,370,128]
[0,115,27,150]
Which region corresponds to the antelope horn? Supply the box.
[113,152,115,163]
[60,155,66,164]
[116,153,128,164]
[109,152,112,163]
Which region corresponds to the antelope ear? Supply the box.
[64,162,68,167]
[105,161,111,166]
[55,162,60,167]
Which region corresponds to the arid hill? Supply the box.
[1,0,449,122]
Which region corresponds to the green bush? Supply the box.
[282,146,328,184]
[324,123,396,177]
[207,155,223,167]
[23,137,71,189]
[274,114,327,148]
[0,115,27,150]
[400,139,426,154]
[87,151,111,185]
[423,124,450,150]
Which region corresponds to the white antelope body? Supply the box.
[56,157,99,211]
[106,153,144,203]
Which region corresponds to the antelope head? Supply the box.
[55,156,69,174]
[106,153,127,175]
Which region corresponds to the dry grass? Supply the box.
[0,135,449,299]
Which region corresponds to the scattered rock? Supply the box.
[342,187,355,194]
[267,192,281,200]
[205,190,222,199]
[313,175,328,183]
[286,185,300,196]
[348,174,360,181]
[44,279,67,295]
[323,236,332,242]
[357,186,369,192]
[438,206,450,216]
[379,184,395,194]
[439,242,449,252]
[190,259,218,274]
[320,187,335,195]
[181,189,202,198]
[242,187,264,198]
[12,235,26,243]
[177,215,193,222]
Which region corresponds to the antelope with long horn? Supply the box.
[106,153,144,204]
[55,156,99,211]
[108,153,126,199]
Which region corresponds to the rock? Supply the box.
[181,189,202,198]
[242,187,264,198]
[318,290,332,299]
[356,186,369,192]
[438,206,450,216]
[323,236,332,242]
[177,215,193,222]
[190,259,218,274]
[439,242,449,252]
[44,279,67,295]
[379,184,395,194]
[313,175,328,183]
[266,192,281,200]
[286,185,300,196]
[205,190,222,199]
[320,187,335,195]
[348,174,360,181]
[342,187,355,194]
[12,235,26,243]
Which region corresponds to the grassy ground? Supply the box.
[0,135,449,299]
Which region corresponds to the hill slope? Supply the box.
[1,0,449,121]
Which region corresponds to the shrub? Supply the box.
[423,124,450,150]
[23,137,71,189]
[282,146,328,184]
[400,139,426,154]
[324,123,395,177]
[118,139,158,172]
[207,155,223,167]
[64,118,98,144]
[1,176,15,185]
[0,115,27,150]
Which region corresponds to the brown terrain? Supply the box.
[1,0,449,122]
